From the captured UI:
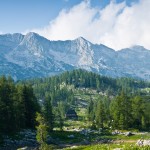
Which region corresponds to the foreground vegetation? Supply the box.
[0,76,40,142]
[64,144,150,150]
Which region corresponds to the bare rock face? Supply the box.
[1,32,150,80]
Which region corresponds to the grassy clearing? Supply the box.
[74,88,100,102]
[50,130,85,144]
[50,129,150,149]
[64,144,150,150]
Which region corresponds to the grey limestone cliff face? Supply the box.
[0,32,150,80]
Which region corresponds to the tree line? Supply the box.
[27,69,150,100]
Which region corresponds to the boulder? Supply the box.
[136,140,150,146]
[125,131,133,136]
[143,140,150,146]
[112,130,121,135]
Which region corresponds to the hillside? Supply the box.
[26,69,150,99]
[0,70,150,149]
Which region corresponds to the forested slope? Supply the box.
[25,69,150,130]
[0,70,150,145]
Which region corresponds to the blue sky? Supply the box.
[1,0,149,51]
[0,0,138,33]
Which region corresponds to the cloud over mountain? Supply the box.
[29,0,150,50]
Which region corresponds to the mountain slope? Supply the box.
[0,32,150,80]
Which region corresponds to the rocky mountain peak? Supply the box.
[0,32,150,80]
[22,32,41,43]
[0,33,24,44]
[74,36,91,45]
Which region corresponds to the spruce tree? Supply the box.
[87,99,94,121]
[43,96,54,131]
[110,91,132,129]
[36,113,48,149]
[95,100,105,128]
[132,96,145,129]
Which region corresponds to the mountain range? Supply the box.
[0,32,150,80]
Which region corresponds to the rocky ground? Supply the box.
[0,130,149,150]
[0,129,38,150]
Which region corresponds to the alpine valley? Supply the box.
[0,32,150,80]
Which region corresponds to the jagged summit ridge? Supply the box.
[74,36,90,43]
[0,32,150,80]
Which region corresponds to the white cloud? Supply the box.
[30,0,150,50]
